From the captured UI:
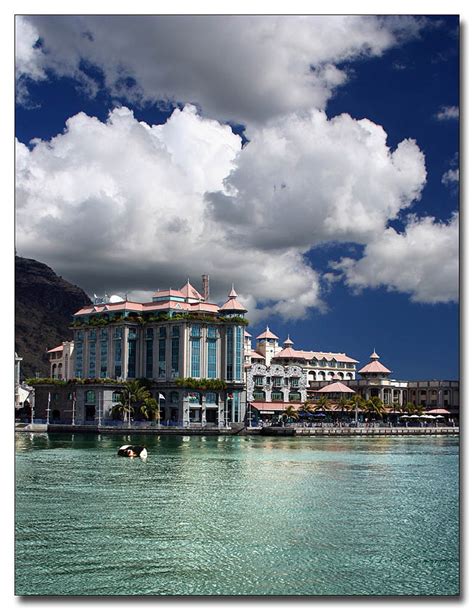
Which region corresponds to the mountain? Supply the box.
[15,256,92,379]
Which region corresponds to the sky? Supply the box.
[14,14,460,380]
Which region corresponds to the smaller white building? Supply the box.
[47,341,75,380]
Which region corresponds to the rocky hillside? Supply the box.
[15,256,92,379]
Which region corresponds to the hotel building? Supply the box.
[40,279,248,427]
[245,329,459,420]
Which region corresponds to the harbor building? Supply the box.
[39,279,248,428]
[244,330,459,421]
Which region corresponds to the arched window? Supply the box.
[308,371,316,382]
[52,363,57,378]
[112,391,122,402]
[289,391,301,402]
[57,363,63,379]
[319,371,326,380]
[271,391,283,402]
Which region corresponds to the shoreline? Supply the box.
[15,423,459,437]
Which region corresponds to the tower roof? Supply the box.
[219,286,247,313]
[180,280,204,301]
[316,382,355,394]
[358,351,391,374]
[283,335,294,346]
[228,284,238,298]
[256,326,279,340]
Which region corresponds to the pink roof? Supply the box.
[244,330,252,337]
[74,301,145,316]
[273,346,306,360]
[180,280,204,300]
[47,345,64,353]
[250,402,302,411]
[283,336,294,345]
[256,326,279,340]
[219,297,247,312]
[426,408,450,414]
[316,382,355,394]
[273,349,358,363]
[358,360,391,374]
[228,285,238,298]
[370,350,380,359]
[153,288,186,298]
[189,302,220,313]
[250,350,265,359]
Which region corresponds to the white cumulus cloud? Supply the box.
[15,15,426,125]
[331,214,459,303]
[14,103,439,318]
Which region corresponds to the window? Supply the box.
[171,326,180,376]
[226,327,234,381]
[207,326,217,339]
[100,335,108,378]
[289,391,301,402]
[170,391,179,403]
[273,377,283,387]
[127,335,137,378]
[112,391,122,402]
[191,336,201,377]
[146,329,153,378]
[158,337,166,379]
[254,376,264,387]
[235,327,243,381]
[88,341,96,378]
[159,326,167,338]
[253,391,265,400]
[205,392,217,404]
[190,324,201,338]
[290,377,299,388]
[114,334,122,378]
[207,338,217,379]
[85,390,96,404]
[271,391,283,401]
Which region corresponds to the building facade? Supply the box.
[245,331,460,419]
[42,280,248,427]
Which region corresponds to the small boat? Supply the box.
[117,445,148,458]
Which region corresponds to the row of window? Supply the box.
[252,391,302,402]
[254,376,301,388]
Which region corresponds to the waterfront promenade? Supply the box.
[15,422,459,436]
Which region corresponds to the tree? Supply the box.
[112,380,151,425]
[337,395,351,417]
[140,397,160,422]
[364,396,385,420]
[281,405,300,424]
[348,394,365,423]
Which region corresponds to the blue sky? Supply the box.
[15,15,459,379]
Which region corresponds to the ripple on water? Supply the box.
[15,434,459,596]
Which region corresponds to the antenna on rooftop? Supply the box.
[202,274,209,301]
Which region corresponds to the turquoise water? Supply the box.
[15,433,459,596]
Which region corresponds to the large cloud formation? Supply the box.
[16,15,424,125]
[15,15,458,318]
[331,214,459,303]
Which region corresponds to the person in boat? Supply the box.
[117,445,147,458]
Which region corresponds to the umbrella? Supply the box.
[434,415,445,419]
[420,414,436,419]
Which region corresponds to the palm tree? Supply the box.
[140,397,160,423]
[364,396,385,421]
[111,400,132,423]
[281,405,300,424]
[348,394,365,425]
[118,380,151,426]
[337,395,351,419]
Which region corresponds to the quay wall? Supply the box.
[16,424,459,436]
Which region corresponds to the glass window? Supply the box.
[85,390,96,404]
[271,391,283,401]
